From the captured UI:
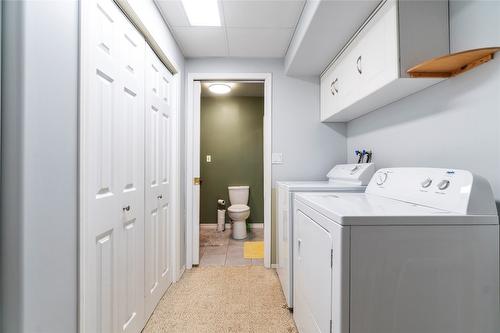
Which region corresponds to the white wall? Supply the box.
[1,1,79,332]
[186,58,346,262]
[0,0,185,331]
[347,0,500,205]
[187,58,347,183]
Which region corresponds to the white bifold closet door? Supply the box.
[144,45,174,319]
[82,0,145,332]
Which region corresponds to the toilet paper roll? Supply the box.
[217,199,225,205]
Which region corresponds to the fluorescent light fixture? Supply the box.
[181,0,221,26]
[209,83,231,94]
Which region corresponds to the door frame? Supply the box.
[78,0,182,331]
[186,73,272,268]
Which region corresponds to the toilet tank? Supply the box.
[228,186,249,205]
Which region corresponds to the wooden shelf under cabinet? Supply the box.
[407,47,500,78]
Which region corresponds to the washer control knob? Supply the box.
[437,180,450,190]
[376,172,388,185]
[421,178,432,188]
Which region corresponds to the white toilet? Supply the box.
[227,186,250,240]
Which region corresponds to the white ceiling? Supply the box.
[201,82,264,97]
[156,0,306,58]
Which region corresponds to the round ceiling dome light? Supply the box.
[208,83,231,94]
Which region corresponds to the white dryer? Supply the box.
[276,163,375,308]
[293,168,499,333]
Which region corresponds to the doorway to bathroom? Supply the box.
[200,82,264,266]
[186,73,272,269]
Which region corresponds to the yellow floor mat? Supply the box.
[243,241,264,259]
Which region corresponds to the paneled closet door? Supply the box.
[82,0,145,332]
[116,14,146,333]
[144,45,174,319]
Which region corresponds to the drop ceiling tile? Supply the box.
[227,28,293,57]
[173,27,228,57]
[222,0,305,28]
[156,0,190,27]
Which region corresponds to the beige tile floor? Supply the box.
[199,226,264,267]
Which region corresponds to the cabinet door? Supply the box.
[321,50,352,121]
[321,61,341,121]
[294,210,332,333]
[354,0,399,97]
[320,0,399,122]
[337,40,363,109]
[321,23,376,120]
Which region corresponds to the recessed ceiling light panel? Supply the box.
[208,83,231,94]
[181,0,221,27]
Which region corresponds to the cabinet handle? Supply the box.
[122,205,131,212]
[357,55,362,74]
[157,194,163,199]
[330,78,339,95]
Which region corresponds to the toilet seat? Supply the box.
[228,204,250,213]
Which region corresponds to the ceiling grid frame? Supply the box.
[156,0,306,58]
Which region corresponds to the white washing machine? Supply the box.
[276,163,375,308]
[293,168,499,333]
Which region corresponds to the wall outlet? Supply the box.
[206,155,212,163]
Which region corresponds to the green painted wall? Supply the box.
[200,96,264,224]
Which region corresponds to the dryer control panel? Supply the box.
[327,163,375,186]
[366,168,496,215]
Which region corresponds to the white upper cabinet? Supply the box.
[321,0,449,122]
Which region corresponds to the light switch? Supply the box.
[272,153,283,164]
[206,155,212,163]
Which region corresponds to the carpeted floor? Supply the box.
[143,266,298,333]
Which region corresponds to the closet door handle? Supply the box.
[122,205,131,212]
[157,194,163,199]
[357,55,362,74]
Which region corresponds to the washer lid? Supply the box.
[295,192,499,226]
[326,163,375,186]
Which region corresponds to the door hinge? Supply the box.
[330,249,333,268]
[193,177,201,185]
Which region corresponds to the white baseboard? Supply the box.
[200,223,264,229]
[200,223,231,229]
[200,224,215,229]
[271,264,278,269]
